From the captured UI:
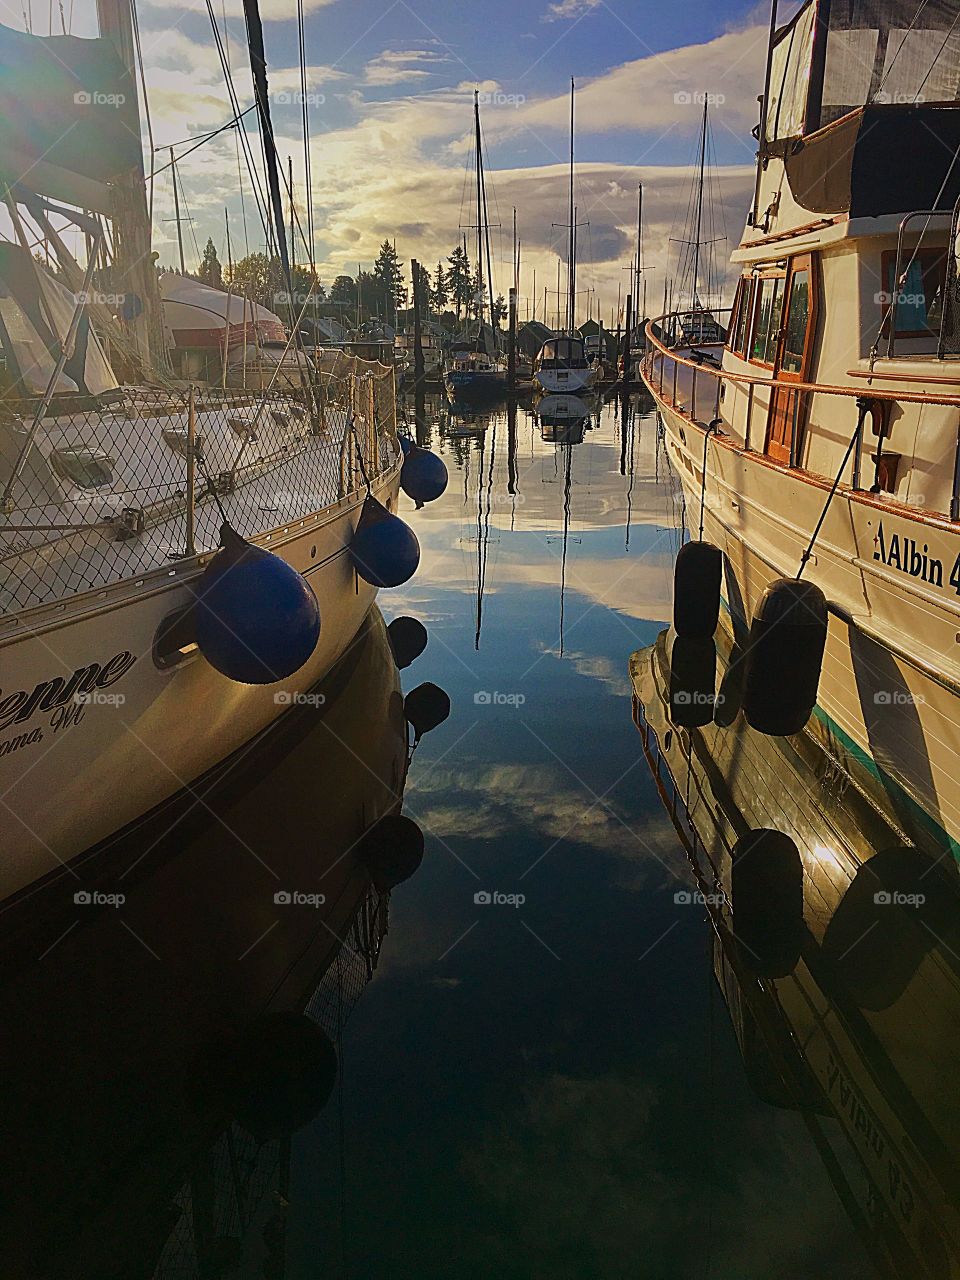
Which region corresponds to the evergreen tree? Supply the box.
[372,240,405,319]
[432,261,448,311]
[198,238,223,289]
[492,293,507,328]
[446,243,472,320]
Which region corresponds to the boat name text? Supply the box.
[0,651,136,732]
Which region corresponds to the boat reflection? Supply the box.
[0,610,429,1280]
[631,625,960,1280]
[535,392,597,444]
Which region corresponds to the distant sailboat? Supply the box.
[533,79,597,395]
[444,92,508,402]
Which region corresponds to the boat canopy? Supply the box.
[0,243,117,399]
[537,336,589,368]
[767,0,960,148]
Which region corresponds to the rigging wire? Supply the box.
[150,107,258,178]
[874,0,932,99]
[204,0,271,247]
[130,0,156,230]
[296,0,315,270]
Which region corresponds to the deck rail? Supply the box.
[643,310,960,518]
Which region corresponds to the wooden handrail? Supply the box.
[644,315,960,408]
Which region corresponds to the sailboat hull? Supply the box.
[0,469,400,906]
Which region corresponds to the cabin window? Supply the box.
[880,249,946,337]
[750,275,785,365]
[780,269,810,374]
[728,279,753,357]
[50,448,115,489]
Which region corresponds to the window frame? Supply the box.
[748,269,788,369]
[879,247,947,340]
[726,277,755,358]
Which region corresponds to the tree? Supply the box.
[446,243,472,320]
[492,293,507,328]
[198,238,223,288]
[432,261,448,312]
[372,240,405,319]
[225,253,323,316]
[330,275,356,306]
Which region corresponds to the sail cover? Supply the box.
[0,243,118,398]
[0,22,141,212]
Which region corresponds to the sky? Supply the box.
[4,0,790,322]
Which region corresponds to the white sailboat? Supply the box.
[0,1,418,901]
[444,92,508,402]
[533,79,598,395]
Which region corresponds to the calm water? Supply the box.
[4,390,952,1279]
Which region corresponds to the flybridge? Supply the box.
[0,652,136,732]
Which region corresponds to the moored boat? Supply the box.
[642,0,960,858]
[0,2,425,901]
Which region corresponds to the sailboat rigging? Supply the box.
[444,91,508,403]
[533,79,598,395]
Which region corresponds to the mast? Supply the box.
[567,77,575,333]
[474,91,484,337]
[95,0,167,378]
[288,155,295,272]
[476,100,497,348]
[169,148,185,274]
[635,182,643,320]
[692,96,708,314]
[242,0,292,287]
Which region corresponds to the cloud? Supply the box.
[543,0,602,20]
[364,49,449,87]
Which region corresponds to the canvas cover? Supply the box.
[0,22,141,213]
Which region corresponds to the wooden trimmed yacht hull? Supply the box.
[648,379,960,860]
